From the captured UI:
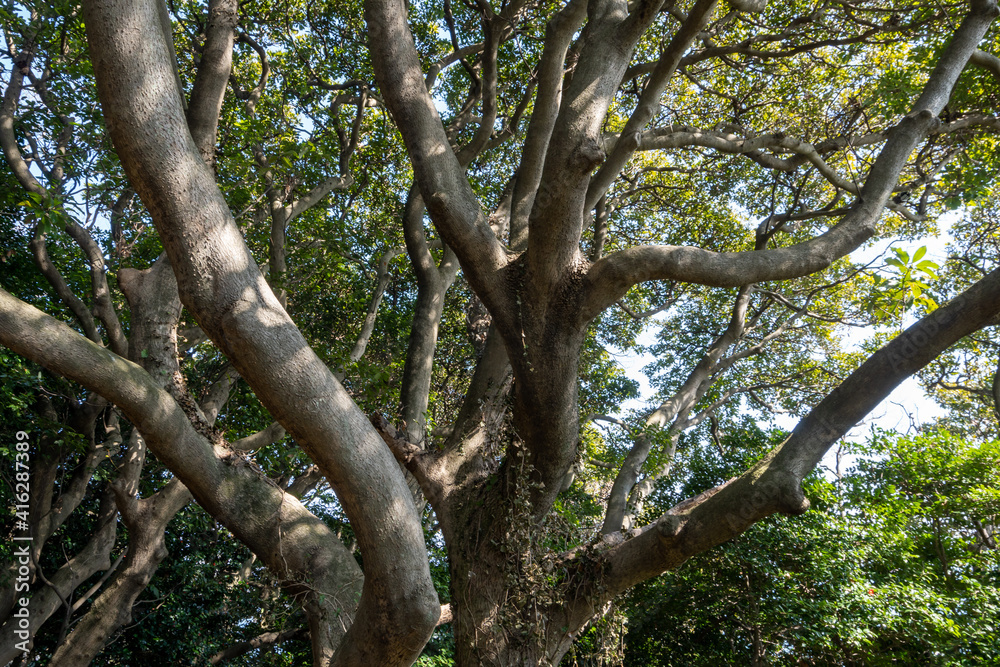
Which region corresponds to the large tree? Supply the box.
[1,0,999,664]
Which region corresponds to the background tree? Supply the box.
[0,0,999,664]
[621,426,1000,666]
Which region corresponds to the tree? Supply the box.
[621,426,1000,666]
[1,0,999,664]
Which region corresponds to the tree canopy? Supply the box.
[0,0,999,664]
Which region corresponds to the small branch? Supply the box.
[233,32,270,115]
[284,175,354,225]
[70,551,126,614]
[29,233,102,344]
[349,246,404,363]
[231,422,286,451]
[209,627,308,665]
[64,221,128,357]
[970,48,1000,82]
[424,43,485,91]
[1,39,47,197]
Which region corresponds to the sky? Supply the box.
[609,212,960,477]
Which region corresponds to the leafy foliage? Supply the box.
[623,427,1000,666]
[0,0,998,663]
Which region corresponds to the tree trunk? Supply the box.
[82,2,440,661]
[441,466,584,667]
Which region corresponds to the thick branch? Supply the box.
[364,0,510,314]
[83,3,438,663]
[444,324,511,452]
[596,262,1000,602]
[0,288,365,665]
[187,0,238,167]
[524,0,662,292]
[508,0,587,249]
[400,184,461,443]
[585,0,720,211]
[583,0,998,319]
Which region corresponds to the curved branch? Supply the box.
[83,2,438,664]
[187,0,238,166]
[0,490,117,664]
[594,261,1000,603]
[453,18,503,165]
[47,479,193,667]
[584,1,997,319]
[584,67,989,320]
[424,42,485,90]
[1,40,46,197]
[970,48,1000,81]
[29,233,102,344]
[231,421,286,451]
[0,287,365,665]
[364,0,509,312]
[64,221,128,357]
[3,31,127,355]
[233,31,270,115]
[621,124,869,190]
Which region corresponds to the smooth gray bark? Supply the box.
[81,1,437,662]
[365,0,999,661]
[0,288,366,666]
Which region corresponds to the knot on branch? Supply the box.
[657,514,685,539]
[208,1,239,27]
[778,477,811,515]
[892,109,941,138]
[369,413,421,461]
[572,137,606,173]
[764,470,811,516]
